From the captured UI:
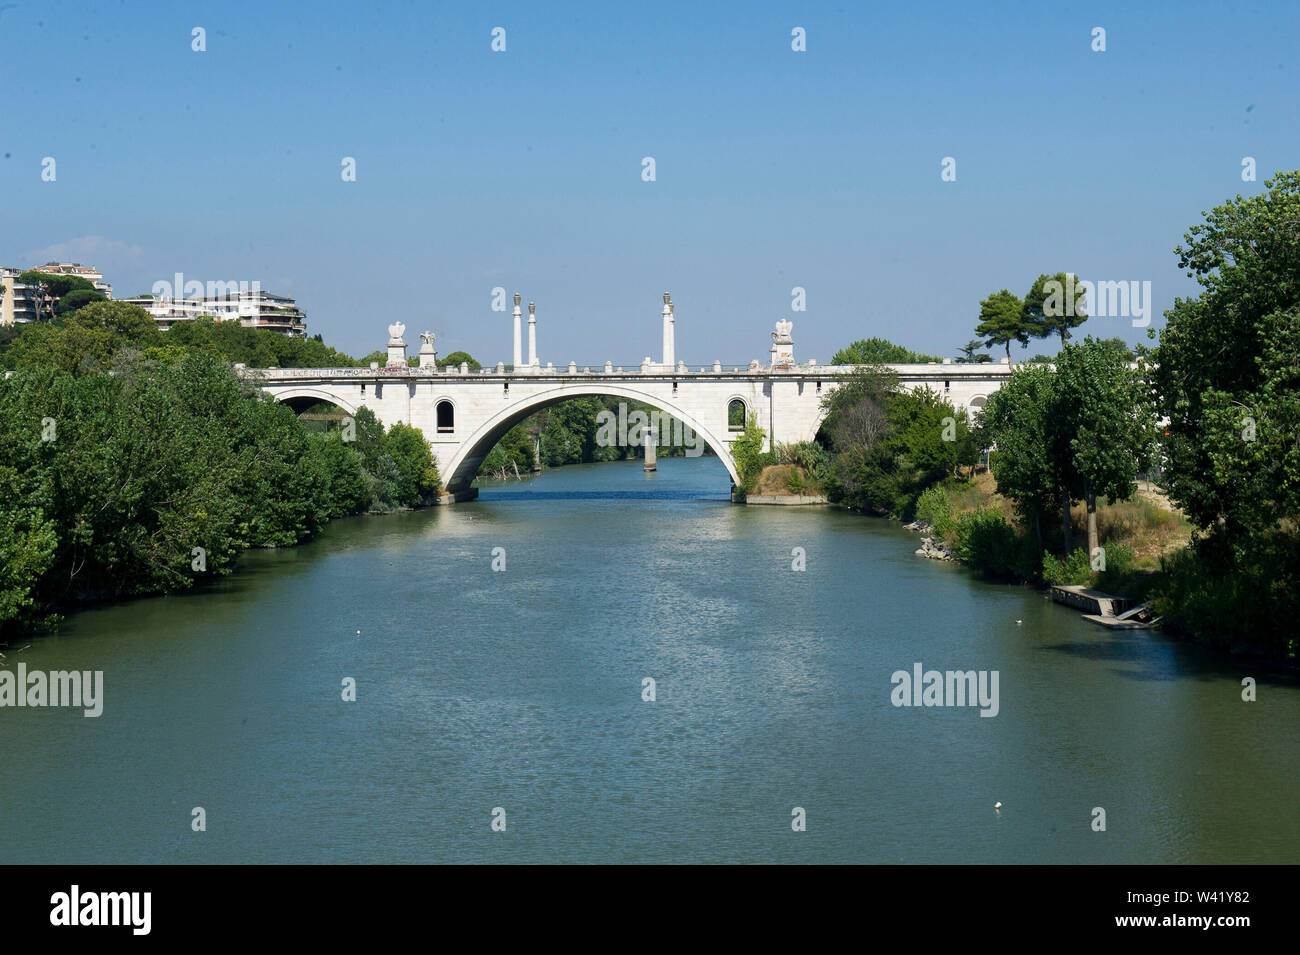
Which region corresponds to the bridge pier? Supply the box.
[432,487,479,505]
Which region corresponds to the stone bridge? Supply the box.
[241,294,1012,499]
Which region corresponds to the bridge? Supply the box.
[242,294,1012,500]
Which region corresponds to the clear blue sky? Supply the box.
[3,0,1296,363]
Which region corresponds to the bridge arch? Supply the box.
[270,387,360,416]
[442,383,741,492]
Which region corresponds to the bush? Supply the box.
[1093,542,1136,592]
[956,508,1040,580]
[915,485,956,542]
[1151,531,1299,661]
[730,414,770,496]
[775,440,831,491]
[1041,548,1093,586]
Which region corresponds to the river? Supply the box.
[2,456,1296,863]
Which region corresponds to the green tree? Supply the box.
[1150,170,1300,539]
[307,434,369,517]
[974,289,1028,365]
[67,299,160,343]
[385,422,441,505]
[17,271,97,322]
[887,387,978,483]
[53,288,108,315]
[439,350,481,371]
[540,397,602,466]
[831,337,941,365]
[955,339,992,363]
[1023,272,1088,347]
[979,364,1060,550]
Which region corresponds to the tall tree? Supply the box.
[1052,337,1157,556]
[1023,272,1088,347]
[979,364,1061,551]
[17,271,97,322]
[1150,169,1300,540]
[974,289,1028,365]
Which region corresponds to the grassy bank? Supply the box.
[912,472,1296,661]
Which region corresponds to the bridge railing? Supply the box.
[238,361,1017,380]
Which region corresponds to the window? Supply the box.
[436,400,455,433]
[727,398,746,431]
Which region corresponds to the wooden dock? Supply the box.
[1051,586,1161,630]
[1050,585,1133,616]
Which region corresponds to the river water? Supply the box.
[2,456,1296,863]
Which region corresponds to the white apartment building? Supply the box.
[0,268,40,325]
[1,262,115,326]
[35,262,113,298]
[120,288,308,337]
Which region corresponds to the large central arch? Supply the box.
[442,383,741,493]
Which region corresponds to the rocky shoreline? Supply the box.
[903,519,957,561]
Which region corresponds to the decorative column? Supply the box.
[512,293,522,369]
[527,301,538,368]
[662,292,674,369]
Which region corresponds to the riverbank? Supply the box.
[0,355,443,637]
[898,472,1297,665]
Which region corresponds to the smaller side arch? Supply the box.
[435,397,456,434]
[726,396,748,431]
[268,386,360,416]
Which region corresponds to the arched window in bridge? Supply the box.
[436,400,455,434]
[727,398,746,431]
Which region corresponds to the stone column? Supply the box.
[662,292,674,369]
[512,293,522,369]
[528,301,538,368]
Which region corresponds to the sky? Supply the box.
[2,0,1297,365]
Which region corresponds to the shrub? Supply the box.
[1093,542,1136,592]
[1041,547,1094,586]
[731,414,771,496]
[776,440,832,491]
[956,508,1039,580]
[915,485,956,542]
[1151,531,1299,661]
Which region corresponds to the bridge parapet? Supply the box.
[240,361,1015,382]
